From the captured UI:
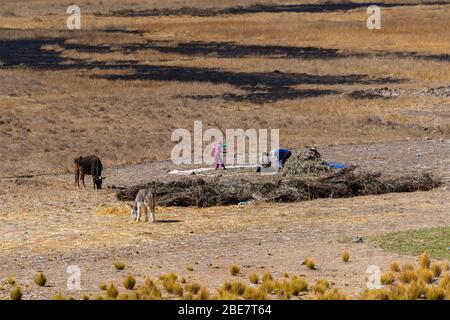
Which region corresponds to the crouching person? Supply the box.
[130,189,156,223]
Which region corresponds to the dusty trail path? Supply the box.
[0,139,448,299]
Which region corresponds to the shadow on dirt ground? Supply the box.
[99,1,450,17]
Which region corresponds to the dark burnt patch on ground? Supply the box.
[99,2,450,17]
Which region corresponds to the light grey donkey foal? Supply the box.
[130,189,156,222]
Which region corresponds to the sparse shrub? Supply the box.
[390,261,401,272]
[82,294,90,300]
[96,295,104,300]
[106,282,119,299]
[114,261,126,270]
[180,277,186,284]
[380,272,396,285]
[123,274,136,290]
[10,286,22,300]
[341,251,350,263]
[304,258,315,270]
[34,272,47,287]
[417,268,434,284]
[419,252,431,269]
[262,272,273,283]
[248,273,259,284]
[66,296,75,300]
[7,277,16,285]
[187,266,194,272]
[431,264,442,278]
[51,292,65,300]
[185,283,201,294]
[99,283,107,290]
[229,265,240,276]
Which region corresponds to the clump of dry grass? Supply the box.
[303,258,315,270]
[6,276,16,285]
[106,282,119,299]
[123,274,136,290]
[162,277,183,297]
[288,276,308,295]
[137,277,162,300]
[114,261,126,271]
[341,251,350,263]
[425,286,445,300]
[185,283,201,295]
[229,265,240,276]
[186,266,194,272]
[99,283,107,290]
[159,272,178,282]
[315,288,349,300]
[96,206,129,216]
[248,273,259,284]
[10,286,22,300]
[399,270,418,284]
[442,261,449,271]
[359,288,390,300]
[430,263,442,278]
[34,272,46,287]
[242,286,268,300]
[262,272,273,283]
[312,279,330,295]
[419,252,431,269]
[380,272,396,285]
[51,292,65,300]
[82,294,90,300]
[417,268,434,284]
[197,287,209,300]
[402,263,415,272]
[390,261,401,272]
[117,293,129,300]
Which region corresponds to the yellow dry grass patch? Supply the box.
[95,205,130,216]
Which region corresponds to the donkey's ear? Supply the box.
[101,177,106,180]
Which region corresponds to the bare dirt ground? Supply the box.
[0,139,448,299]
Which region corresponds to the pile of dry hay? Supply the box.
[282,149,330,176]
[117,169,439,208]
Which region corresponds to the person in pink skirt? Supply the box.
[214,143,226,170]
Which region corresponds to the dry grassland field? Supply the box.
[0,0,449,301]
